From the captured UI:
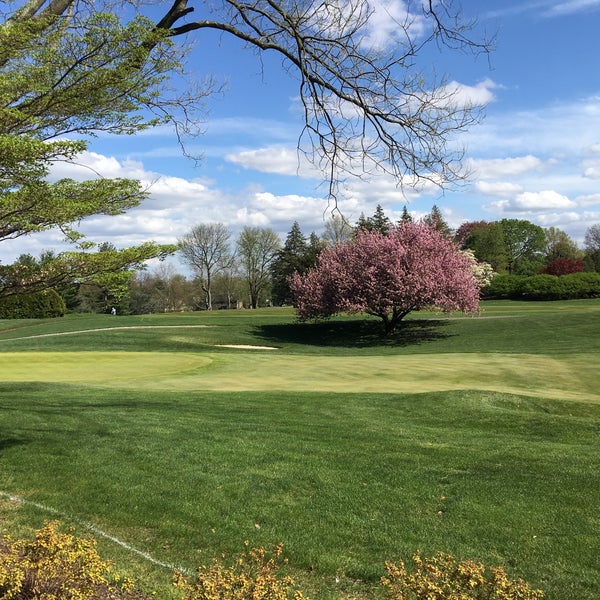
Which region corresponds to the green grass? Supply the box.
[0,300,599,599]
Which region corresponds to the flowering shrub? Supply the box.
[0,521,140,600]
[381,551,544,600]
[174,543,307,600]
[460,249,496,289]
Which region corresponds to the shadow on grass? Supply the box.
[0,437,25,452]
[255,318,452,349]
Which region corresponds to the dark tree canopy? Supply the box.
[356,204,392,236]
[271,223,325,305]
[270,222,308,306]
[423,204,452,237]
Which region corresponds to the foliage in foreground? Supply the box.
[382,551,544,600]
[0,521,140,600]
[1,523,544,600]
[174,543,306,600]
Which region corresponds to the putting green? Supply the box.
[0,351,597,402]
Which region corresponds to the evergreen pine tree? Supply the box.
[270,222,309,305]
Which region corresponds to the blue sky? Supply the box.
[5,0,600,265]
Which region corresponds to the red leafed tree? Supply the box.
[540,258,584,276]
[289,222,480,334]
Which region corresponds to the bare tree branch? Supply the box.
[3,0,491,199]
[151,0,491,198]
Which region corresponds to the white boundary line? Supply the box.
[0,325,212,342]
[0,490,190,574]
[0,325,278,349]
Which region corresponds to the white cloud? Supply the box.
[237,191,336,232]
[440,79,499,108]
[233,207,271,227]
[361,0,427,49]
[574,193,600,206]
[517,190,576,209]
[468,155,543,179]
[582,159,600,178]
[544,0,600,16]
[475,181,524,197]
[225,147,318,178]
[49,151,135,181]
[490,190,576,213]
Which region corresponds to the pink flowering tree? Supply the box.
[289,222,480,334]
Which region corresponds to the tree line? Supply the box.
[9,204,595,318]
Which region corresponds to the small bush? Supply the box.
[174,543,307,600]
[0,289,66,319]
[0,521,143,600]
[482,274,526,299]
[381,551,544,600]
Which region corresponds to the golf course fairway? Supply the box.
[1,350,597,402]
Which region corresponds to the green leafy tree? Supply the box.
[584,223,600,272]
[237,227,281,309]
[456,221,507,273]
[0,5,181,298]
[544,227,581,261]
[500,219,546,275]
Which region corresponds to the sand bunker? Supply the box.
[214,344,278,350]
